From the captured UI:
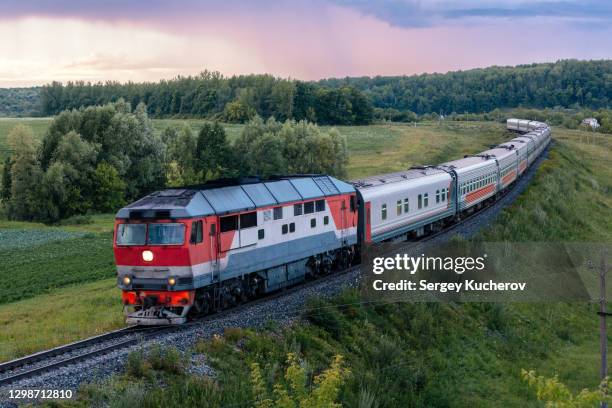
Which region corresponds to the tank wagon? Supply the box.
[114,119,551,324]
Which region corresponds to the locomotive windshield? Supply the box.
[116,223,185,245]
[116,224,146,245]
[147,223,185,245]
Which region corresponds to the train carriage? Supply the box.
[503,137,531,175]
[439,155,498,212]
[353,168,455,244]
[479,146,519,190]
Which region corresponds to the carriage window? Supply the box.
[396,200,402,215]
[190,221,203,244]
[220,215,238,232]
[436,190,440,203]
[240,212,257,229]
[116,223,146,246]
[403,198,409,213]
[418,194,422,209]
[311,218,316,228]
[324,216,329,225]
[273,206,283,220]
[304,201,315,214]
[210,223,216,235]
[258,229,265,240]
[424,193,429,207]
[294,203,303,216]
[350,196,356,212]
[289,222,295,233]
[315,200,325,212]
[282,224,288,234]
[381,204,387,220]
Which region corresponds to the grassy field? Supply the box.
[0,119,610,406]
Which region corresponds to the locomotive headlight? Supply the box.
[168,277,177,286]
[122,276,131,286]
[142,250,154,262]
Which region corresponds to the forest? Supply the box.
[39,74,374,125]
[1,60,610,123]
[325,59,611,115]
[31,59,611,124]
[0,87,41,117]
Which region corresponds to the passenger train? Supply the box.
[114,119,551,324]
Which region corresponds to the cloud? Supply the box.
[329,0,612,28]
[0,0,610,31]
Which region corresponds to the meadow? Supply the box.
[0,118,610,406]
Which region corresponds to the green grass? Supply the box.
[0,278,124,362]
[0,216,116,306]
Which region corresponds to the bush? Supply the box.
[57,214,93,226]
[125,350,151,379]
[147,345,185,375]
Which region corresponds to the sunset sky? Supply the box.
[0,0,610,87]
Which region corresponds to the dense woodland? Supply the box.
[0,87,41,117]
[0,100,348,222]
[1,60,609,123]
[326,59,611,116]
[39,74,374,125]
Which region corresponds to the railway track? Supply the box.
[0,143,550,389]
[0,325,175,387]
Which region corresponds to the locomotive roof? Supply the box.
[350,167,447,190]
[116,175,355,219]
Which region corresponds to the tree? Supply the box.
[91,162,126,213]
[196,122,235,179]
[223,100,255,123]
[7,125,42,221]
[6,100,166,222]
[167,125,198,185]
[235,117,348,178]
[0,157,12,202]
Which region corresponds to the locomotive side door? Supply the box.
[208,219,220,282]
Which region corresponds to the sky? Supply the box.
[0,0,610,87]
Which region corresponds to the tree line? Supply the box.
[322,59,611,116]
[36,60,611,124]
[40,73,373,125]
[0,100,348,223]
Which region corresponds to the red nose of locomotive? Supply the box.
[114,219,197,325]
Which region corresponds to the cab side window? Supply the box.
[190,220,203,244]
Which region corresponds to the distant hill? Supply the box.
[0,87,42,117]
